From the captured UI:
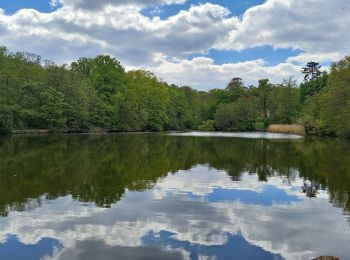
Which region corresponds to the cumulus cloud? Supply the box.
[222,0,350,55]
[150,56,302,90]
[286,52,344,64]
[0,3,237,66]
[0,0,349,89]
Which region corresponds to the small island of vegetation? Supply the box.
[1,46,349,138]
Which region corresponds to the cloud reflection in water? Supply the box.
[0,164,349,259]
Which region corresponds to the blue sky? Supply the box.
[188,47,303,66]
[0,0,295,66]
[0,0,347,89]
[142,0,266,18]
[1,0,266,16]
[141,0,326,68]
[142,0,299,67]
[0,0,54,14]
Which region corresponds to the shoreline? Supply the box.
[2,128,305,137]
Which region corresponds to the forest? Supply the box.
[1,46,350,138]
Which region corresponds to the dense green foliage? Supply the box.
[0,47,198,133]
[301,56,350,137]
[1,46,350,137]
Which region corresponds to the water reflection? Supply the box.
[0,235,62,260]
[168,131,303,139]
[0,134,349,259]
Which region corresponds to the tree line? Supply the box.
[1,46,350,138]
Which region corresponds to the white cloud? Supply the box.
[151,56,302,90]
[286,52,344,64]
[0,0,349,89]
[0,3,237,67]
[223,0,350,55]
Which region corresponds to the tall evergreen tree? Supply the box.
[301,62,322,81]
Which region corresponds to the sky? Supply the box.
[0,0,349,90]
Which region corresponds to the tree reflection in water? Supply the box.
[0,134,349,217]
[302,181,320,198]
[0,134,350,260]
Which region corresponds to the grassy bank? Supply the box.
[11,129,50,135]
[7,129,154,135]
[11,129,95,135]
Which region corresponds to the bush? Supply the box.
[198,120,215,131]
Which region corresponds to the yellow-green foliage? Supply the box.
[268,124,305,135]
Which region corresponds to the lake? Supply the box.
[0,132,349,260]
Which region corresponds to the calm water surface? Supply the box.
[0,133,349,260]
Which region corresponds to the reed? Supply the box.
[267,124,305,135]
